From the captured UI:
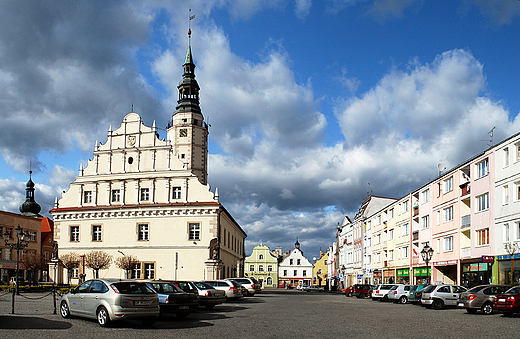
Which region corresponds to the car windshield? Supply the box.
[422,285,436,293]
[505,287,520,294]
[467,285,487,293]
[194,282,214,290]
[112,282,156,294]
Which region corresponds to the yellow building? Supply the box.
[313,249,329,286]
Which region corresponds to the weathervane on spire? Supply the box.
[188,8,195,37]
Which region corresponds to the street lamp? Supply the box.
[421,243,434,284]
[3,225,30,295]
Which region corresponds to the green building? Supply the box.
[244,244,279,288]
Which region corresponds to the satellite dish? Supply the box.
[437,163,446,171]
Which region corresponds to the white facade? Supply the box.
[278,242,313,287]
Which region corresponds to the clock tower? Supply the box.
[167,28,208,185]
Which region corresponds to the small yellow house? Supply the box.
[313,249,329,286]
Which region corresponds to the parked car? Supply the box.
[494,286,520,316]
[171,281,226,309]
[372,284,399,301]
[421,284,467,310]
[145,281,199,318]
[344,286,353,297]
[351,284,374,298]
[302,285,324,292]
[408,284,428,304]
[203,279,243,301]
[458,284,511,315]
[59,279,160,327]
[228,277,261,296]
[388,285,412,304]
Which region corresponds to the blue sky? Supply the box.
[1,0,520,260]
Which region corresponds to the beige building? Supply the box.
[51,29,246,283]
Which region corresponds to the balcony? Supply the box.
[461,247,471,259]
[461,215,471,229]
[413,207,419,216]
[412,231,419,241]
[460,182,470,196]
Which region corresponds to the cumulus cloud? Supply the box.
[462,0,520,25]
[0,1,162,172]
[295,0,313,19]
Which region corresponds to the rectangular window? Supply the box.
[505,223,510,242]
[402,246,409,259]
[517,222,520,241]
[72,267,79,278]
[70,226,79,242]
[293,270,297,277]
[444,236,454,252]
[297,259,301,265]
[83,191,92,203]
[303,270,307,277]
[29,231,37,242]
[403,200,409,212]
[188,223,200,240]
[249,265,254,271]
[290,259,293,265]
[443,206,454,222]
[5,248,11,261]
[389,249,394,260]
[516,182,520,201]
[144,263,155,279]
[421,215,430,229]
[259,265,264,272]
[444,177,453,193]
[111,189,120,202]
[477,228,489,246]
[437,210,441,225]
[138,224,149,241]
[140,188,149,201]
[389,208,394,219]
[421,189,430,204]
[402,223,409,236]
[284,270,287,276]
[268,265,273,272]
[517,143,520,162]
[92,225,102,241]
[504,147,510,167]
[437,239,441,253]
[131,265,142,279]
[172,186,182,199]
[477,159,488,178]
[476,193,490,212]
[389,229,394,240]
[504,185,509,205]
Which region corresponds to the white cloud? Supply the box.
[462,0,520,25]
[295,0,313,19]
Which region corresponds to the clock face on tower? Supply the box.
[179,129,187,137]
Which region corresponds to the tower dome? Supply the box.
[19,171,42,217]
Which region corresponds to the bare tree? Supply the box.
[21,252,47,285]
[505,242,519,285]
[85,251,112,279]
[60,252,81,284]
[115,255,140,279]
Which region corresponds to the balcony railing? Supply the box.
[461,215,471,228]
[412,231,419,241]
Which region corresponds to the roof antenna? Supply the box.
[131,102,134,112]
[481,127,495,147]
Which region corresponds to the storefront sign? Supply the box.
[481,255,494,263]
[383,270,394,277]
[433,260,457,266]
[397,269,410,277]
[497,254,520,260]
[413,267,431,276]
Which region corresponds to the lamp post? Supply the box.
[421,243,434,284]
[3,225,30,314]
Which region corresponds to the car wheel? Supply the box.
[382,295,388,302]
[357,293,365,299]
[346,293,351,297]
[432,299,444,310]
[60,301,71,319]
[205,304,216,310]
[466,308,477,314]
[480,303,493,315]
[176,312,189,319]
[97,306,111,327]
[399,296,408,304]
[141,317,156,327]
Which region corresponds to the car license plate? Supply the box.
[179,306,189,310]
[498,298,506,302]
[134,300,151,306]
[457,303,464,307]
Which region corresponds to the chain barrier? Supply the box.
[18,291,54,300]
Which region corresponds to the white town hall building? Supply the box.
[51,29,246,283]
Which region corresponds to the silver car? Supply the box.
[203,279,243,301]
[421,284,467,310]
[227,277,261,296]
[59,279,160,327]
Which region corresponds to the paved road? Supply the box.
[1,289,519,338]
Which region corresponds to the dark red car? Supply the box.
[494,286,520,316]
[352,284,374,298]
[344,286,353,297]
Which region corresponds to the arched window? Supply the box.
[266,276,273,286]
[259,254,264,260]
